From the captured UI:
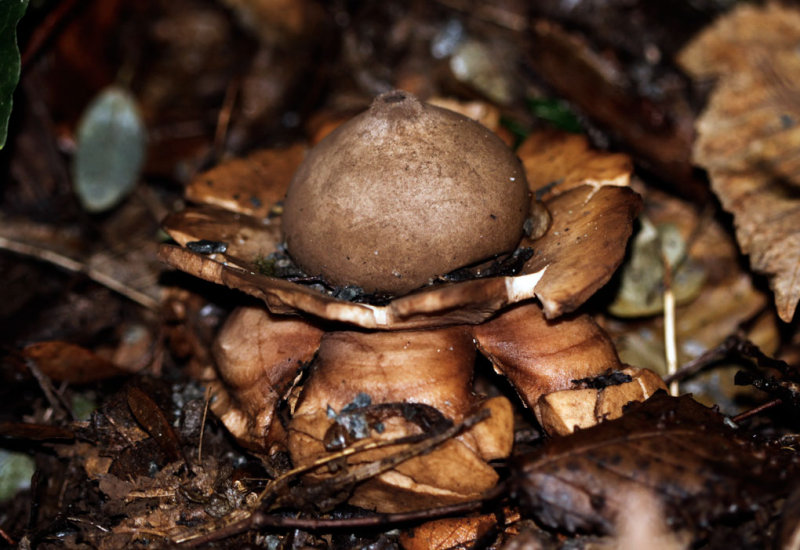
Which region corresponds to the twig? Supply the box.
[197,385,212,464]
[731,399,783,424]
[0,235,159,310]
[0,527,16,545]
[178,409,495,546]
[213,78,239,159]
[661,252,678,396]
[178,484,505,547]
[665,337,732,385]
[25,358,75,422]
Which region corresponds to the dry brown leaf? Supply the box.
[514,392,791,535]
[527,20,699,198]
[678,3,800,322]
[23,341,127,383]
[126,386,186,465]
[398,514,497,550]
[518,129,632,200]
[185,144,305,218]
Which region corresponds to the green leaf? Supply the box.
[73,86,147,212]
[527,97,583,134]
[0,0,29,149]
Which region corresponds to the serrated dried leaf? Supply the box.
[514,393,792,535]
[678,3,800,322]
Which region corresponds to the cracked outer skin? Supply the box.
[282,90,530,295]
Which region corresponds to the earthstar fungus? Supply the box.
[159,93,658,512]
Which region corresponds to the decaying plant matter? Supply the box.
[8,3,800,547]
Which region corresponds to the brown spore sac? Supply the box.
[282,90,531,295]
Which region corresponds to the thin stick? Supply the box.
[0,527,15,545]
[178,484,505,547]
[731,399,783,424]
[661,253,678,396]
[197,385,212,464]
[25,358,75,422]
[0,235,159,310]
[213,79,239,158]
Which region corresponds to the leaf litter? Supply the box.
[2,1,800,549]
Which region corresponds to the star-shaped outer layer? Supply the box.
[159,131,640,330]
[158,128,644,512]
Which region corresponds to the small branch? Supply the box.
[25,357,75,422]
[731,399,783,424]
[665,335,738,385]
[0,235,159,310]
[177,484,504,548]
[178,409,497,547]
[661,252,678,396]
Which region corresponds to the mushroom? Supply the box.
[159,95,659,512]
[283,90,532,294]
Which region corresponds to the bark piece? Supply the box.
[678,3,800,322]
[212,305,323,451]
